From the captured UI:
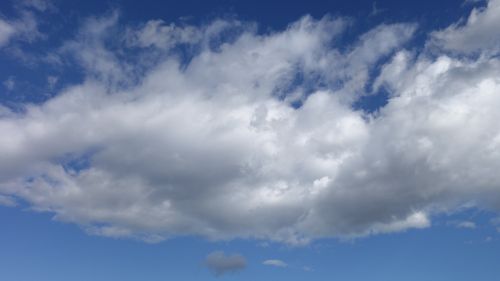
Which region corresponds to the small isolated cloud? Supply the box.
[449,220,477,229]
[3,76,15,91]
[263,259,288,268]
[370,2,387,17]
[47,75,58,89]
[205,251,247,276]
[457,221,477,229]
[302,266,314,272]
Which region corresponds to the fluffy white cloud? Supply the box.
[0,4,500,245]
[430,0,500,53]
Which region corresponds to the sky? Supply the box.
[1,0,500,280]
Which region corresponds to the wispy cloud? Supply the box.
[2,76,15,91]
[448,220,477,229]
[0,2,46,49]
[263,259,288,268]
[0,195,17,207]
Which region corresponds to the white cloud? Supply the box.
[457,221,477,229]
[205,251,246,276]
[3,76,15,91]
[448,220,477,229]
[0,10,43,48]
[0,9,500,245]
[0,19,16,47]
[430,0,500,54]
[19,0,56,12]
[263,259,288,267]
[125,19,205,49]
[60,11,126,87]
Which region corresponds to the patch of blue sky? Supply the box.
[1,204,499,281]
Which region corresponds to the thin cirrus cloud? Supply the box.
[263,259,288,268]
[0,0,500,245]
[447,220,477,229]
[0,0,46,48]
[456,221,477,229]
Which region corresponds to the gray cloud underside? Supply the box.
[205,251,247,276]
[1,1,500,244]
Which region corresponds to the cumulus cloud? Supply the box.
[205,251,247,276]
[0,3,500,245]
[430,0,500,54]
[263,259,288,267]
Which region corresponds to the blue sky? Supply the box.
[2,0,500,280]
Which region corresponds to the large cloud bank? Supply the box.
[1,1,500,244]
